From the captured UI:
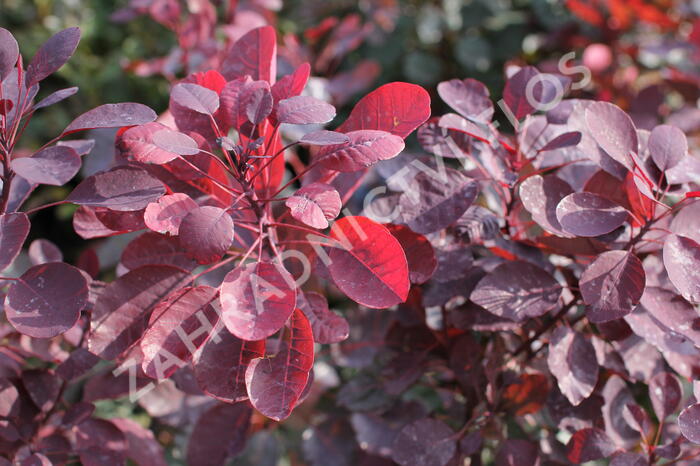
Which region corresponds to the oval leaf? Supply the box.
[580,251,645,323]
[0,212,30,270]
[385,223,437,284]
[585,101,637,170]
[277,96,336,125]
[391,418,456,466]
[5,262,88,338]
[470,261,561,322]
[519,174,574,237]
[67,166,166,211]
[285,182,341,229]
[11,145,81,186]
[26,27,80,85]
[178,206,234,264]
[437,78,493,123]
[298,292,349,344]
[547,326,598,406]
[171,83,220,115]
[151,129,200,156]
[327,216,409,308]
[64,103,157,135]
[0,28,19,80]
[663,234,700,303]
[649,372,682,420]
[679,403,700,444]
[220,261,296,341]
[144,193,198,235]
[317,130,405,172]
[556,192,628,237]
[649,124,686,171]
[299,130,349,146]
[245,309,314,421]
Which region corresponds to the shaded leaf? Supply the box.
[285,182,341,229]
[555,192,628,237]
[179,206,234,264]
[33,86,79,110]
[298,291,349,344]
[663,234,700,303]
[11,145,81,186]
[144,193,197,235]
[221,26,277,83]
[519,174,574,237]
[317,130,405,172]
[277,96,336,125]
[391,418,456,466]
[28,239,63,265]
[112,418,167,466]
[299,130,349,146]
[585,101,637,170]
[648,124,686,171]
[64,103,157,135]
[121,232,197,271]
[385,223,437,284]
[547,326,598,406]
[0,28,19,80]
[187,402,252,466]
[648,372,682,420]
[152,128,200,155]
[437,78,493,122]
[67,166,165,211]
[0,212,30,270]
[566,428,616,463]
[171,83,219,115]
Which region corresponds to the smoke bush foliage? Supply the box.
[2,2,700,465]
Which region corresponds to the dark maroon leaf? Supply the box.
[0,378,19,418]
[585,102,637,170]
[438,113,489,141]
[495,439,540,466]
[63,103,157,135]
[141,286,219,380]
[277,96,336,125]
[56,348,100,381]
[88,265,188,359]
[663,234,700,303]
[171,83,219,115]
[298,291,349,344]
[679,403,700,443]
[22,369,61,412]
[112,418,167,466]
[299,130,349,146]
[193,324,265,403]
[33,86,78,110]
[144,193,197,235]
[547,326,598,406]
[121,233,196,271]
[566,428,616,463]
[28,239,63,265]
[74,418,127,463]
[0,212,30,270]
[0,28,19,80]
[391,418,456,466]
[556,192,628,237]
[327,216,410,309]
[220,261,296,340]
[186,402,252,466]
[399,168,478,235]
[11,145,81,186]
[648,372,682,420]
[62,402,95,428]
[385,223,437,284]
[317,130,405,172]
[601,375,639,448]
[179,206,234,264]
[537,131,582,152]
[5,262,88,338]
[245,309,314,421]
[67,166,166,211]
[57,139,94,156]
[243,81,273,124]
[648,124,686,171]
[519,174,574,237]
[610,452,649,466]
[503,67,565,119]
[470,261,561,322]
[580,251,645,323]
[302,418,357,466]
[26,27,80,85]
[285,182,341,229]
[437,78,493,122]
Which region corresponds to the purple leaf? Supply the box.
[120,122,181,164]
[121,233,197,271]
[220,261,296,341]
[26,27,80,85]
[503,66,565,120]
[495,439,540,466]
[171,83,219,115]
[648,124,687,171]
[317,130,405,172]
[245,309,314,421]
[537,131,582,152]
[285,182,341,229]
[470,261,561,322]
[67,166,166,211]
[33,87,79,110]
[585,102,637,170]
[298,291,349,344]
[141,286,219,380]
[221,26,277,83]
[244,81,273,124]
[566,428,617,463]
[580,251,645,323]
[88,265,188,359]
[610,452,649,466]
[519,174,574,237]
[547,326,598,406]
[22,369,61,412]
[0,212,30,270]
[186,402,252,466]
[663,234,700,303]
[57,139,95,156]
[648,372,682,420]
[111,418,167,466]
[298,130,349,146]
[74,418,127,464]
[639,287,700,347]
[178,206,234,264]
[555,192,628,237]
[151,129,200,156]
[679,403,700,443]
[0,379,19,418]
[193,325,265,403]
[438,113,489,142]
[11,145,81,186]
[28,239,63,265]
[399,168,478,235]
[5,263,88,338]
[277,96,336,125]
[144,193,197,235]
[391,418,457,466]
[63,103,157,135]
[0,28,19,80]
[437,78,493,122]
